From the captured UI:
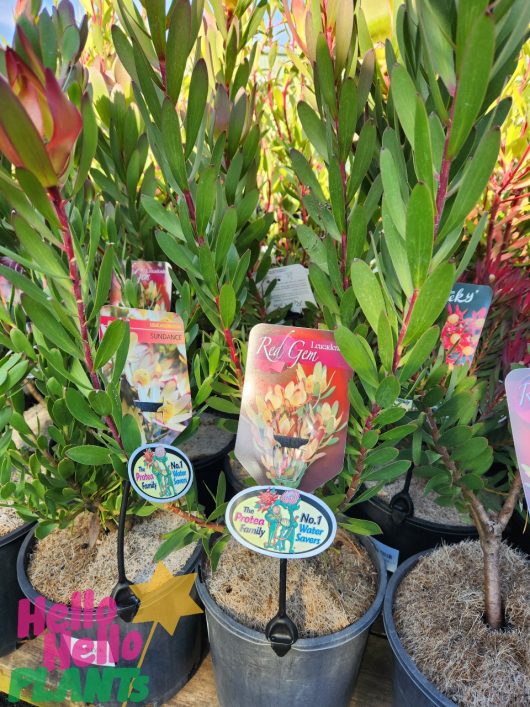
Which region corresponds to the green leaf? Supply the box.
[403,263,454,345]
[316,34,337,117]
[297,101,327,159]
[391,64,417,145]
[92,246,114,318]
[399,326,439,381]
[406,183,434,288]
[65,388,105,428]
[413,97,434,195]
[227,93,247,159]
[13,214,66,279]
[447,14,495,158]
[349,260,386,334]
[144,0,166,59]
[89,390,112,417]
[0,77,57,187]
[22,295,81,358]
[382,201,413,298]
[335,327,378,387]
[441,128,500,238]
[338,78,357,162]
[121,413,142,455]
[297,225,328,273]
[219,283,236,328]
[346,204,367,267]
[73,95,98,194]
[185,59,208,158]
[375,376,400,408]
[15,169,59,227]
[349,121,376,198]
[339,518,381,536]
[308,265,339,314]
[161,98,188,192]
[196,167,217,237]
[377,312,394,372]
[380,147,406,237]
[215,208,238,270]
[94,319,128,370]
[328,162,345,233]
[290,149,325,201]
[417,0,456,94]
[66,445,111,465]
[166,0,191,101]
[156,233,202,279]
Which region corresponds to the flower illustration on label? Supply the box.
[441,283,492,367]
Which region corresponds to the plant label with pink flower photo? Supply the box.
[506,368,530,508]
[110,261,172,311]
[235,324,352,492]
[128,444,194,503]
[99,307,192,436]
[226,486,337,560]
[442,283,492,367]
[258,264,316,314]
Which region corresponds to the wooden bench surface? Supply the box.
[0,631,393,706]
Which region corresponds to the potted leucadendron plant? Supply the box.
[0,5,221,703]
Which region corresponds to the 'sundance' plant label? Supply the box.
[226,486,336,559]
[128,443,193,503]
[506,368,530,507]
[235,324,352,491]
[442,283,492,367]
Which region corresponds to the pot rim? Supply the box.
[383,549,456,707]
[17,524,203,618]
[361,485,477,534]
[0,520,35,549]
[196,534,386,651]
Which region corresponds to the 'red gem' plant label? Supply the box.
[506,368,530,507]
[99,307,192,435]
[441,283,492,367]
[128,443,194,503]
[235,324,352,492]
[226,486,337,559]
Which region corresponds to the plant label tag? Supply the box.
[258,264,316,314]
[442,283,492,367]
[128,443,194,503]
[110,261,172,311]
[372,539,399,573]
[99,307,192,436]
[235,324,352,491]
[226,486,336,559]
[506,368,530,508]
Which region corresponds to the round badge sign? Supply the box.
[128,444,193,503]
[226,486,337,560]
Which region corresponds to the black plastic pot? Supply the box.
[506,508,530,555]
[17,530,207,706]
[0,522,34,657]
[383,550,456,706]
[353,489,478,563]
[196,535,386,707]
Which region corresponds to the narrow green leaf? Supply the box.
[219,283,236,328]
[316,34,337,117]
[227,93,247,159]
[338,78,357,162]
[161,98,188,192]
[196,167,217,237]
[377,312,394,372]
[22,295,81,358]
[340,518,381,536]
[335,327,378,387]
[215,208,238,270]
[66,445,111,465]
[73,95,98,194]
[297,101,328,159]
[406,183,434,288]
[375,376,400,408]
[349,121,376,198]
[390,64,417,145]
[65,388,105,428]
[382,201,413,298]
[185,59,208,158]
[166,0,191,102]
[413,97,434,195]
[447,14,495,158]
[92,246,114,318]
[144,0,166,59]
[95,319,128,370]
[398,326,439,381]
[329,162,345,233]
[403,263,455,345]
[380,147,406,237]
[121,413,142,455]
[349,260,386,334]
[297,225,328,273]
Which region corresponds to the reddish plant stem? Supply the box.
[214,295,243,387]
[159,59,167,93]
[339,158,349,290]
[166,503,224,532]
[392,288,419,372]
[183,189,200,242]
[340,404,381,508]
[49,187,124,451]
[434,98,456,236]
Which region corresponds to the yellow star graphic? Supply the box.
[130,562,203,636]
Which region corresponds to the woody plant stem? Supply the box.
[49,187,221,531]
[426,408,522,629]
